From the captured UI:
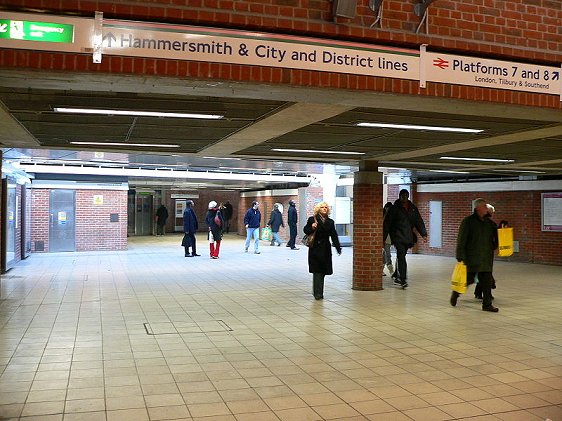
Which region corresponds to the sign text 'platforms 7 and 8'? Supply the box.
[424,51,561,96]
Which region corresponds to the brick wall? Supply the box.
[415,190,562,265]
[3,1,561,63]
[1,1,561,111]
[31,188,127,252]
[30,189,49,252]
[75,190,127,251]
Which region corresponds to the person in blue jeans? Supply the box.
[244,201,261,254]
[267,204,284,246]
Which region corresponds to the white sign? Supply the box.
[100,20,420,80]
[424,51,560,96]
[542,192,562,232]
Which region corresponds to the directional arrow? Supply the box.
[102,32,116,47]
[553,71,559,81]
[0,23,7,33]
[432,57,449,69]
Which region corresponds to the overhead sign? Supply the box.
[100,21,420,80]
[0,18,74,43]
[424,51,560,96]
[0,12,561,98]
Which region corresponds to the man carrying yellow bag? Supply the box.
[450,198,499,313]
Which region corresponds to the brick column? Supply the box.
[353,163,384,291]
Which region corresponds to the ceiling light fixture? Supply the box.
[356,122,483,133]
[54,107,224,120]
[70,141,180,148]
[427,169,470,174]
[440,156,515,163]
[493,169,545,174]
[272,148,365,155]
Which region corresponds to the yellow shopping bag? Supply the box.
[450,261,467,294]
[497,227,514,257]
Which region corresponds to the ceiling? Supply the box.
[1,68,561,190]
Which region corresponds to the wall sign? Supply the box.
[542,192,562,232]
[1,11,561,98]
[0,18,74,43]
[423,50,560,96]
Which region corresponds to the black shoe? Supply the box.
[291,247,300,250]
[185,254,193,257]
[400,281,408,289]
[475,294,483,299]
[483,305,499,312]
[314,296,323,300]
[450,291,459,307]
[192,253,200,257]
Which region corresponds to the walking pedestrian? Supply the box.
[303,202,342,300]
[286,200,299,250]
[383,189,427,288]
[182,200,199,257]
[450,198,499,312]
[244,201,261,254]
[206,201,224,259]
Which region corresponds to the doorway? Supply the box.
[429,200,442,248]
[135,193,154,235]
[49,189,76,252]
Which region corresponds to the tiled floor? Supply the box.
[1,234,561,421]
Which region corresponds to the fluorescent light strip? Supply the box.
[428,169,470,174]
[54,107,223,120]
[440,156,514,163]
[70,141,180,148]
[493,169,545,174]
[356,122,483,133]
[272,148,364,155]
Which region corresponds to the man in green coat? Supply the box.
[450,198,499,312]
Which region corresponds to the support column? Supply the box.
[353,161,384,291]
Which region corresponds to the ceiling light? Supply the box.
[70,141,180,148]
[54,107,223,119]
[272,148,365,155]
[428,169,470,174]
[493,169,545,174]
[440,156,514,163]
[356,122,483,133]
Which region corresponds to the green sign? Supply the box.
[0,19,74,43]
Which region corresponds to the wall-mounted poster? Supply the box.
[542,192,562,232]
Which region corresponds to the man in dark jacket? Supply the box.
[286,200,299,250]
[182,200,200,257]
[155,204,169,236]
[223,201,233,233]
[383,189,427,288]
[451,198,499,312]
[267,204,284,246]
[243,201,261,254]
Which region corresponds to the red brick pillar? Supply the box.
[353,163,384,291]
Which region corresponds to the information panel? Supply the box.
[542,192,562,232]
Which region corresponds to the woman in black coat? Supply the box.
[205,200,224,259]
[303,202,342,300]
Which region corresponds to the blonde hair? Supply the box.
[313,201,331,216]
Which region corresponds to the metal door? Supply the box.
[135,194,153,235]
[49,189,76,252]
[429,200,442,248]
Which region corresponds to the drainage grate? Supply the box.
[144,320,233,335]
